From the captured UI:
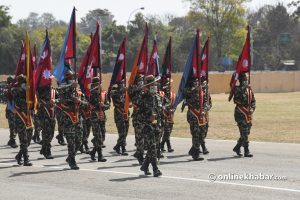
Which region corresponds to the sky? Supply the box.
[1,0,294,25]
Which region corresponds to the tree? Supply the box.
[0,5,11,28]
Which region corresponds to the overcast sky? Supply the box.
[1,0,293,25]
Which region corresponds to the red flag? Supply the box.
[65,8,76,60]
[34,30,52,91]
[25,32,35,111]
[137,24,148,73]
[161,37,172,85]
[15,41,26,78]
[200,35,210,79]
[146,38,159,77]
[192,31,200,79]
[230,26,251,88]
[32,44,37,69]
[78,22,100,97]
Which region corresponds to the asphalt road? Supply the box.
[0,128,299,200]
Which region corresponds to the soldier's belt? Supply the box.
[237,105,252,123]
[15,107,33,129]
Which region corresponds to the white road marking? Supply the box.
[1,162,299,193]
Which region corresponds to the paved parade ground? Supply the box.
[0,128,299,200]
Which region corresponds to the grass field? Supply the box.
[1,92,299,143]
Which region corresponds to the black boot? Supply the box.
[233,143,243,156]
[23,150,32,166]
[191,147,204,161]
[140,159,151,175]
[97,149,107,162]
[121,146,128,156]
[201,143,209,155]
[134,152,144,165]
[69,157,79,170]
[84,143,90,154]
[44,145,54,159]
[152,160,162,177]
[166,140,174,153]
[160,141,166,152]
[113,144,121,154]
[79,145,85,154]
[244,143,253,157]
[15,151,23,165]
[56,134,66,146]
[34,134,41,144]
[90,147,96,161]
[8,139,18,148]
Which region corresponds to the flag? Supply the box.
[230,26,251,89]
[173,30,201,109]
[25,32,35,111]
[15,41,25,78]
[200,35,210,79]
[34,30,52,91]
[53,7,76,83]
[146,37,160,77]
[108,36,126,94]
[32,44,37,69]
[78,22,100,97]
[161,37,172,85]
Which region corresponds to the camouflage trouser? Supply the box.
[143,124,158,163]
[82,118,91,145]
[187,110,204,150]
[33,113,42,137]
[39,109,55,153]
[91,113,103,151]
[133,116,144,154]
[6,110,16,140]
[15,115,33,158]
[114,109,129,147]
[162,122,174,143]
[200,123,209,145]
[235,109,252,146]
[99,120,106,144]
[55,108,64,138]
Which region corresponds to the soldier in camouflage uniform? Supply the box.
[12,75,33,166]
[32,112,42,144]
[183,78,205,161]
[156,83,165,159]
[199,79,212,154]
[79,97,92,154]
[160,78,175,153]
[231,72,255,157]
[128,74,145,164]
[89,77,107,162]
[55,81,67,146]
[111,82,129,156]
[138,75,162,177]
[36,85,56,159]
[5,76,18,148]
[56,71,87,169]
[99,87,110,148]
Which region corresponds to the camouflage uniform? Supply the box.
[32,112,42,144]
[128,77,144,164]
[79,102,92,153]
[56,82,87,169]
[232,74,256,157]
[99,89,110,147]
[111,84,129,155]
[5,77,18,148]
[156,89,165,158]
[89,78,107,162]
[55,86,67,146]
[138,75,162,177]
[36,86,56,159]
[12,75,33,166]
[184,80,205,161]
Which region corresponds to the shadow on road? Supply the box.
[207,156,242,162]
[110,175,151,182]
[9,169,67,178]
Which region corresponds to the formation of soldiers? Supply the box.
[3,70,255,177]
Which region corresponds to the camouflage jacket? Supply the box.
[233,85,256,110]
[184,86,209,112]
[11,86,27,113]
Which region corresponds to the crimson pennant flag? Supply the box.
[15,41,26,78]
[34,30,52,91]
[137,23,148,73]
[230,25,251,89]
[108,37,126,94]
[146,37,160,77]
[200,35,210,79]
[161,37,172,85]
[78,22,100,97]
[53,7,76,83]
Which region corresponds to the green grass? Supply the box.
[1,92,299,143]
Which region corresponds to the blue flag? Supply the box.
[53,8,76,83]
[173,37,196,109]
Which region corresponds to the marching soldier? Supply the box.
[183,78,205,161]
[5,76,18,148]
[36,84,56,159]
[111,81,129,156]
[12,74,33,166]
[32,112,42,144]
[138,75,162,177]
[160,78,175,153]
[129,74,145,164]
[55,81,67,146]
[79,96,92,154]
[231,72,255,157]
[89,77,107,162]
[56,71,87,169]
[99,86,110,148]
